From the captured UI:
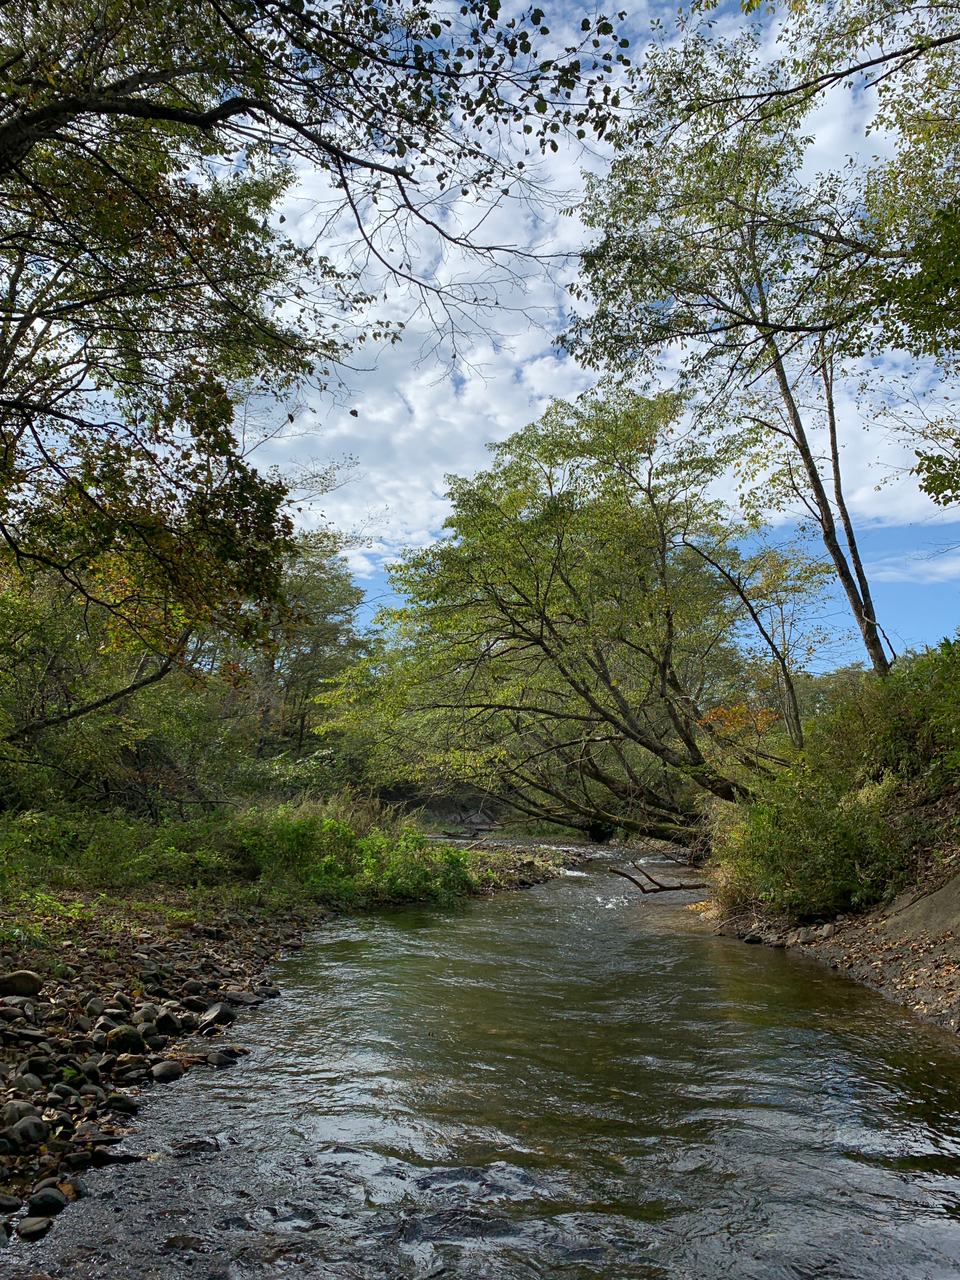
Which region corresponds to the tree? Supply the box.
[560,42,940,674]
[0,529,364,813]
[0,0,629,666]
[632,1,960,368]
[330,393,827,842]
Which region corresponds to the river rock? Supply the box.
[13,1115,48,1146]
[2,1101,38,1126]
[20,1054,53,1078]
[106,1024,146,1055]
[10,1072,43,1093]
[16,1215,52,1241]
[151,1060,184,1083]
[27,1187,67,1216]
[106,1091,139,1114]
[84,997,106,1018]
[155,1010,180,1036]
[0,1193,19,1212]
[0,972,43,999]
[223,988,261,1006]
[198,1002,236,1032]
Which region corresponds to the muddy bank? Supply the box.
[714,871,960,1037]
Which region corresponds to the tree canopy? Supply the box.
[0,0,629,663]
[559,31,958,673]
[329,393,828,841]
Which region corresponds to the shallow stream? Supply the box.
[6,862,960,1279]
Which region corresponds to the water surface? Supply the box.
[7,863,960,1279]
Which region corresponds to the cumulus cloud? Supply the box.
[240,0,960,659]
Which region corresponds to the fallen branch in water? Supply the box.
[608,864,709,894]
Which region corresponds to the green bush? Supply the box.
[0,796,475,907]
[714,639,960,917]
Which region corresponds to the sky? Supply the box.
[251,0,960,664]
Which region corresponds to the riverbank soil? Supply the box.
[808,873,960,1032]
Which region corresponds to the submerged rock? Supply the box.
[16,1215,52,1241]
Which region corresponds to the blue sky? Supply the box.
[251,0,960,670]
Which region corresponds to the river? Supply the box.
[5,861,960,1279]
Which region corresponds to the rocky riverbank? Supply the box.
[713,870,960,1037]
[0,893,331,1245]
[0,839,591,1245]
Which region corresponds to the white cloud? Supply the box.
[242,2,960,627]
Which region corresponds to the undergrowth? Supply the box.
[0,795,475,909]
[713,638,960,917]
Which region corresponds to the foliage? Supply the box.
[325,392,829,842]
[559,30,955,674]
[0,796,473,907]
[0,0,629,660]
[0,529,363,810]
[714,639,960,915]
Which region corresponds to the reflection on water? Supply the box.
[7,865,960,1279]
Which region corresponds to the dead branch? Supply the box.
[608,864,709,894]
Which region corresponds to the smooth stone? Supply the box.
[155,1011,180,1036]
[20,1054,52,1078]
[1,1100,38,1125]
[106,1025,146,1055]
[16,1216,52,1241]
[223,989,261,1006]
[0,972,43,999]
[10,1072,42,1093]
[198,1002,236,1031]
[151,1060,184,1083]
[84,998,106,1018]
[27,1188,67,1217]
[0,1193,20,1212]
[106,1092,139,1114]
[13,1115,49,1146]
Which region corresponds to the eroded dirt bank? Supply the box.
[715,871,960,1035]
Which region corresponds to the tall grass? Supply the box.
[0,794,474,908]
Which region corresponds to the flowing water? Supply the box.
[7,862,960,1279]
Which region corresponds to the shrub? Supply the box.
[714,639,960,916]
[0,795,475,908]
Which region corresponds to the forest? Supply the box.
[1,0,960,924]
